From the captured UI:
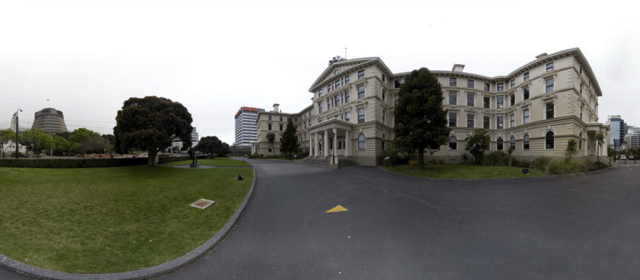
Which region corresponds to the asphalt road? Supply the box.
[2,161,640,279]
[157,160,640,280]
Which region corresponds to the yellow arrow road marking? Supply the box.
[325,205,348,213]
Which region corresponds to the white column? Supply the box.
[309,135,313,156]
[345,130,350,156]
[323,130,329,156]
[314,133,319,156]
[333,128,337,158]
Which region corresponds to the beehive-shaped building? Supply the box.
[31,107,68,133]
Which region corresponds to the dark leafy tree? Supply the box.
[195,136,230,158]
[465,129,491,165]
[0,129,16,158]
[114,96,193,167]
[393,67,450,169]
[69,128,101,154]
[266,132,275,156]
[20,129,51,158]
[280,119,299,159]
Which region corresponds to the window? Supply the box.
[510,94,515,106]
[318,102,323,113]
[268,114,272,121]
[579,105,583,119]
[523,109,530,124]
[394,80,402,88]
[545,131,554,149]
[510,136,516,150]
[546,62,554,72]
[358,70,364,79]
[394,94,398,105]
[483,116,490,129]
[523,86,530,100]
[523,134,530,150]
[335,95,341,107]
[524,72,530,81]
[579,132,583,150]
[580,66,583,74]
[510,79,515,88]
[279,124,283,131]
[449,78,457,87]
[327,99,332,109]
[334,80,341,89]
[449,136,457,150]
[467,93,475,106]
[381,135,386,150]
[382,89,386,101]
[546,103,554,119]
[580,83,582,94]
[344,75,350,84]
[382,110,386,125]
[358,134,365,150]
[449,91,457,105]
[319,89,323,97]
[345,91,350,103]
[327,84,332,92]
[497,83,504,92]
[345,112,351,122]
[467,79,475,88]
[268,123,272,130]
[279,115,283,121]
[484,97,490,109]
[497,96,504,108]
[358,85,365,99]
[467,113,474,128]
[484,82,490,91]
[510,114,515,128]
[497,137,504,151]
[358,108,365,123]
[382,75,386,82]
[545,78,554,92]
[497,116,504,129]
[449,112,457,127]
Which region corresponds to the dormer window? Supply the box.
[546,62,554,72]
[334,69,340,75]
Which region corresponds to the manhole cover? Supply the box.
[190,199,215,209]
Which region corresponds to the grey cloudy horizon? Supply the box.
[1,0,638,145]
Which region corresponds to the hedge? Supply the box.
[157,156,208,164]
[0,158,148,168]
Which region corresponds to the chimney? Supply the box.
[452,64,465,72]
[536,53,548,59]
[273,103,280,112]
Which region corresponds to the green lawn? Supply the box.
[0,165,253,273]
[163,157,251,167]
[384,164,546,179]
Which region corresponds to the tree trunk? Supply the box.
[148,148,158,167]
[418,148,424,169]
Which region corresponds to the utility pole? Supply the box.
[14,109,22,159]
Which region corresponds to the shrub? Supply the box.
[516,160,531,168]
[438,158,447,165]
[511,157,520,167]
[547,160,588,175]
[531,157,553,172]
[484,151,509,166]
[0,158,148,168]
[588,161,608,171]
[409,160,418,166]
[385,148,410,167]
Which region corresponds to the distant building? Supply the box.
[607,115,627,151]
[31,107,68,133]
[625,127,640,149]
[170,127,199,152]
[234,106,264,147]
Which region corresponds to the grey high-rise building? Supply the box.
[31,107,68,133]
[607,115,626,151]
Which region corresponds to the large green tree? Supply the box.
[465,129,490,164]
[280,119,299,159]
[20,129,51,158]
[195,136,230,158]
[393,67,450,169]
[114,96,193,167]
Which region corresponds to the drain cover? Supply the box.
[190,199,215,209]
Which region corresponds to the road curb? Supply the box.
[0,167,257,280]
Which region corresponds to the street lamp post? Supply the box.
[14,109,22,159]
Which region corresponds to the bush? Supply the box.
[484,151,509,166]
[516,160,531,168]
[438,158,447,165]
[511,157,520,167]
[409,160,418,166]
[385,148,410,167]
[588,161,608,171]
[531,157,553,172]
[248,153,263,159]
[547,160,588,175]
[297,152,310,159]
[0,158,148,168]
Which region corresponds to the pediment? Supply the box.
[309,57,389,92]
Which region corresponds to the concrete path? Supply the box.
[3,160,640,279]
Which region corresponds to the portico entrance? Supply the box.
[308,119,353,161]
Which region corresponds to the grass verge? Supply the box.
[384,164,545,179]
[0,165,253,273]
[163,157,251,167]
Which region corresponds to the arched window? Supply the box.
[497,137,504,151]
[449,136,457,150]
[579,132,583,150]
[523,134,530,150]
[510,136,516,150]
[358,134,366,150]
[381,134,386,151]
[546,131,554,149]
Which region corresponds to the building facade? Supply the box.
[606,115,626,151]
[234,106,264,147]
[31,107,68,133]
[252,49,609,166]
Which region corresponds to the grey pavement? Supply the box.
[3,160,640,279]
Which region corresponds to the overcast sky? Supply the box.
[1,0,638,144]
